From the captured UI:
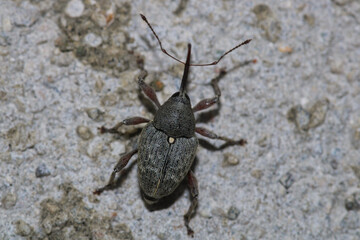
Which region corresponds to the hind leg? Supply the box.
[184,170,198,237]
[195,127,247,145]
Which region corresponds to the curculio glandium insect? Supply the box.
[94,14,252,236]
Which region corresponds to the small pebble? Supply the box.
[222,153,240,167]
[329,58,344,75]
[76,126,93,140]
[101,93,118,107]
[1,192,17,209]
[35,163,51,178]
[252,4,281,42]
[87,137,104,158]
[85,108,104,122]
[345,192,360,211]
[198,208,212,218]
[308,99,329,129]
[84,33,102,48]
[92,12,107,27]
[211,207,226,217]
[34,143,47,155]
[15,220,33,236]
[42,201,60,214]
[65,0,85,18]
[227,206,240,220]
[303,14,315,27]
[287,105,310,131]
[288,100,329,131]
[41,217,53,234]
[251,169,263,179]
[252,4,273,22]
[278,45,293,53]
[256,135,269,147]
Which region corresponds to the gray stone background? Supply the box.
[0,0,359,239]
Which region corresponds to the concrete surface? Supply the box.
[0,0,360,239]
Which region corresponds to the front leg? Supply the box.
[195,127,247,145]
[99,117,150,134]
[138,71,161,108]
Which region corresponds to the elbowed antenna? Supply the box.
[140,14,252,67]
[180,44,191,95]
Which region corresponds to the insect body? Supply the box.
[94,14,251,236]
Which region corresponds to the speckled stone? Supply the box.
[65,0,85,18]
[1,192,17,209]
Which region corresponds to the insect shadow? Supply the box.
[143,156,200,212]
[98,147,200,213]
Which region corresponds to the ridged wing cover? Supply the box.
[137,122,198,199]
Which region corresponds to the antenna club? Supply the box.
[140,14,147,21]
[244,39,252,44]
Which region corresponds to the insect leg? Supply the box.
[93,149,138,195]
[138,71,161,108]
[192,69,227,113]
[184,170,198,237]
[99,117,150,134]
[195,127,247,145]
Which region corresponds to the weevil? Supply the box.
[94,14,252,236]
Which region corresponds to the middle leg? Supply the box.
[195,127,247,145]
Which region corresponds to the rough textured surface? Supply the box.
[0,0,359,239]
